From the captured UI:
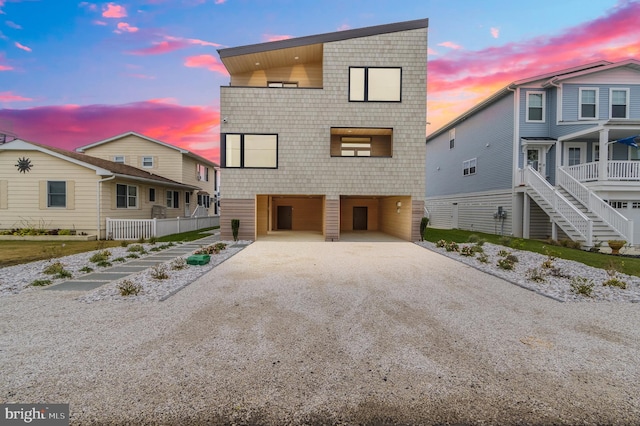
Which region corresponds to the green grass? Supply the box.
[0,226,219,268]
[424,228,640,277]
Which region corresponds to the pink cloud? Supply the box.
[490,27,499,39]
[92,20,108,26]
[127,40,188,55]
[427,0,640,133]
[124,73,155,79]
[102,2,127,18]
[114,22,139,33]
[262,34,292,42]
[165,35,221,47]
[0,54,12,71]
[438,41,462,50]
[215,0,226,4]
[184,54,228,75]
[0,101,220,162]
[0,91,32,102]
[5,20,21,29]
[14,42,31,52]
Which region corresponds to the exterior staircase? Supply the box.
[523,166,631,247]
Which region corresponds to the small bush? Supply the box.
[148,236,157,245]
[120,240,129,247]
[89,250,111,263]
[548,266,570,279]
[497,249,509,257]
[526,268,546,283]
[445,241,459,252]
[43,261,65,275]
[435,239,447,248]
[541,257,555,269]
[150,264,169,280]
[150,246,162,252]
[460,245,475,257]
[471,244,484,254]
[231,219,240,241]
[504,254,519,263]
[126,253,139,259]
[467,234,480,243]
[117,279,141,296]
[420,217,429,241]
[126,245,147,254]
[171,257,187,270]
[112,257,127,263]
[96,260,112,268]
[79,266,93,273]
[31,279,53,287]
[58,229,72,236]
[214,242,227,251]
[477,253,489,263]
[570,277,594,297]
[497,258,515,270]
[603,277,627,290]
[499,236,512,247]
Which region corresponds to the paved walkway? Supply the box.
[46,233,221,292]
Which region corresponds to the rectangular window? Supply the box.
[196,164,209,181]
[463,158,477,176]
[116,184,137,208]
[149,188,156,202]
[632,202,640,209]
[330,128,392,157]
[349,67,401,102]
[166,190,179,208]
[142,156,154,168]
[579,88,598,119]
[267,81,298,88]
[48,181,66,208]
[222,134,278,168]
[113,155,125,163]
[610,88,629,119]
[609,201,628,209]
[449,128,456,149]
[526,92,545,122]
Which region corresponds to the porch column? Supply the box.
[599,128,609,181]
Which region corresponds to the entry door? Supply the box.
[527,148,545,176]
[277,206,292,230]
[353,207,368,230]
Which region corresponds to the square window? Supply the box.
[142,156,153,168]
[463,158,477,176]
[116,184,137,208]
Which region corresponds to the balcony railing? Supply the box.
[565,161,640,182]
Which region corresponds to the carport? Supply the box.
[340,195,413,241]
[256,195,325,240]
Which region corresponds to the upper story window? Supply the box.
[48,181,66,208]
[330,128,392,157]
[610,88,629,119]
[349,67,401,102]
[142,156,154,168]
[222,134,278,168]
[113,155,125,163]
[449,128,456,149]
[579,88,599,119]
[526,92,545,122]
[463,158,477,176]
[116,184,137,208]
[268,81,298,88]
[196,164,209,181]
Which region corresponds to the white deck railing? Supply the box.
[565,162,599,181]
[557,167,633,245]
[524,166,593,245]
[565,161,640,182]
[106,216,217,240]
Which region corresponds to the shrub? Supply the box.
[150,264,169,280]
[460,245,475,257]
[445,241,459,252]
[95,260,112,268]
[435,239,447,248]
[497,258,515,270]
[498,236,512,247]
[58,229,72,236]
[541,256,555,269]
[117,279,141,296]
[120,240,129,247]
[126,244,147,254]
[548,267,570,279]
[603,277,627,290]
[231,219,240,241]
[89,250,111,263]
[148,236,157,245]
[43,261,65,275]
[79,266,93,273]
[497,249,509,257]
[150,246,163,252]
[477,253,489,263]
[214,242,227,251]
[570,277,594,297]
[420,217,429,241]
[31,279,53,287]
[126,254,139,259]
[112,257,127,263]
[171,257,187,270]
[504,254,519,263]
[526,268,546,283]
[471,244,484,254]
[467,234,480,243]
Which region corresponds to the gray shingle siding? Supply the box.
[426,94,514,197]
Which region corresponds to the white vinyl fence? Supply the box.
[106,216,218,240]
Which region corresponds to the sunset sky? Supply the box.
[0,0,638,163]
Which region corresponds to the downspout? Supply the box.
[97,176,115,239]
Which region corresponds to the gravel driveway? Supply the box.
[1,241,639,425]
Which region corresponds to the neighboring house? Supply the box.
[425,59,640,247]
[0,139,200,238]
[217,19,428,241]
[76,132,219,217]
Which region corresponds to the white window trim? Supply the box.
[113,155,125,163]
[142,156,154,168]
[463,158,477,176]
[579,87,599,120]
[526,91,546,123]
[564,142,586,167]
[116,184,138,209]
[449,128,455,149]
[610,88,630,119]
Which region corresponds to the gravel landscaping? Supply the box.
[1,241,639,425]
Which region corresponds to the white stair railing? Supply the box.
[557,167,633,245]
[524,166,593,245]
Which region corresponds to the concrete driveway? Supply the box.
[1,241,639,424]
